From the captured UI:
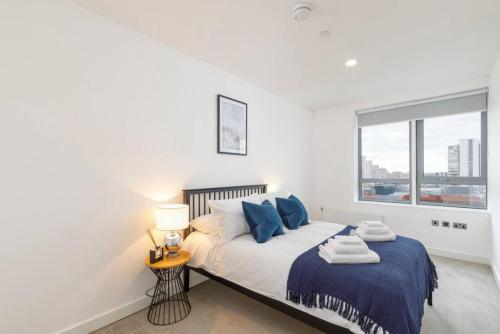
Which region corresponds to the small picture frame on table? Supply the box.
[217,94,247,156]
[149,247,164,264]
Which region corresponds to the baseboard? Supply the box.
[491,261,500,292]
[426,247,490,264]
[57,271,209,334]
[57,295,150,334]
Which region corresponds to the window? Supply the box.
[416,112,487,209]
[358,122,411,203]
[357,90,487,209]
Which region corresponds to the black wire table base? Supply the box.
[147,265,191,325]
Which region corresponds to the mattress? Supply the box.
[182,221,378,334]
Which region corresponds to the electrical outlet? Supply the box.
[453,222,467,230]
[431,220,440,227]
[442,221,450,228]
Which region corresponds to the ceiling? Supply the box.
[72,0,500,110]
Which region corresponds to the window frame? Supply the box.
[357,121,412,204]
[415,111,488,209]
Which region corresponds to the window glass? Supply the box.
[419,185,486,208]
[360,122,410,203]
[360,182,411,203]
[358,100,487,209]
[361,122,410,179]
[419,112,486,209]
[423,112,482,177]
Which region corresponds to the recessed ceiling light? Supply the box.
[318,30,330,38]
[345,59,358,67]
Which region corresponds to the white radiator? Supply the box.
[319,207,384,226]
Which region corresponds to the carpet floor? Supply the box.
[92,256,500,334]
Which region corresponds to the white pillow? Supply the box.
[208,194,261,241]
[190,214,218,235]
[258,191,291,208]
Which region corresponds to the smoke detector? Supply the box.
[292,3,313,21]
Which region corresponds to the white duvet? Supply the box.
[182,221,377,334]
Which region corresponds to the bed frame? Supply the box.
[181,184,432,333]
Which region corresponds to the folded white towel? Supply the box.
[358,225,392,235]
[355,229,396,242]
[332,235,364,245]
[328,239,369,254]
[318,245,380,264]
[360,220,385,228]
[319,244,336,259]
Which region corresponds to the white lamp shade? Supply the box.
[155,204,189,231]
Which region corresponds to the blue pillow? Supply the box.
[242,200,285,243]
[290,194,309,225]
[276,195,309,230]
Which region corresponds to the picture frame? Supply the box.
[217,94,248,155]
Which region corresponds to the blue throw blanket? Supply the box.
[287,226,438,334]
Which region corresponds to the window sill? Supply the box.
[353,200,490,214]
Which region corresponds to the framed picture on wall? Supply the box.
[217,94,247,155]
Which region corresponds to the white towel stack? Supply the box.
[318,235,380,264]
[355,221,396,242]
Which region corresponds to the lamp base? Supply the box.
[164,231,182,258]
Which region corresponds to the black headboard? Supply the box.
[182,184,267,222]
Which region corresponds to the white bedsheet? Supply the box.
[183,221,373,334]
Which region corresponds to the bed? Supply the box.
[181,185,435,334]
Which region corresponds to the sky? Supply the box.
[362,112,481,174]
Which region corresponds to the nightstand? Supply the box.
[145,250,191,325]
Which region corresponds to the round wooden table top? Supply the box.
[145,250,191,270]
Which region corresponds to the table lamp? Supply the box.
[155,204,189,257]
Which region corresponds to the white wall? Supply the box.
[0,1,311,333]
[311,82,492,264]
[489,50,500,286]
